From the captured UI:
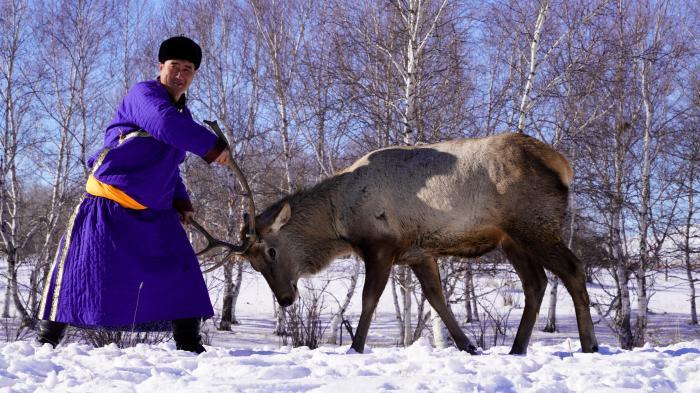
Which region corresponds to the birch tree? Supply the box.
[573,0,692,349]
[0,0,39,327]
[672,131,699,325]
[516,0,549,134]
[249,0,311,193]
[483,0,610,135]
[112,0,155,97]
[295,5,352,179]
[326,258,361,345]
[624,0,684,347]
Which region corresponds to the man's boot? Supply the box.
[36,320,68,348]
[172,318,206,354]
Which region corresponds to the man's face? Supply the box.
[159,59,196,100]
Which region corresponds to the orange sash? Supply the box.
[85,175,147,210]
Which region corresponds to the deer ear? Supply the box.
[270,202,291,233]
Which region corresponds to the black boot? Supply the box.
[172,318,206,354]
[36,320,68,348]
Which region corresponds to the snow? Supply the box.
[2,338,699,392]
[1,259,699,392]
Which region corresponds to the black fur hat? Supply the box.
[158,36,202,70]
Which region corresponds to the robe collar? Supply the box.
[155,76,187,111]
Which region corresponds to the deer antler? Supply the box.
[190,120,257,273]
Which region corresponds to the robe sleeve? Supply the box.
[124,82,227,163]
[173,169,194,213]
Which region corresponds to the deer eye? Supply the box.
[266,247,277,261]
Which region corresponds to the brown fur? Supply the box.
[241,133,598,355]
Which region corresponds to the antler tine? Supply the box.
[200,249,237,274]
[190,219,248,255]
[190,219,241,273]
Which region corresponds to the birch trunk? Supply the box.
[431,261,450,348]
[219,200,245,330]
[0,0,32,325]
[401,266,413,347]
[6,153,30,324]
[219,263,235,331]
[230,262,244,325]
[390,272,405,345]
[412,294,429,342]
[327,259,361,344]
[516,0,550,133]
[251,1,303,194]
[684,163,697,324]
[634,45,655,346]
[400,0,448,145]
[275,92,294,193]
[402,1,419,145]
[543,276,558,332]
[470,267,479,322]
[463,263,474,323]
[612,125,634,349]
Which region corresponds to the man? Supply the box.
[36,36,228,354]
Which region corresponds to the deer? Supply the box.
[197,129,599,355]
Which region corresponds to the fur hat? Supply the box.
[158,36,202,70]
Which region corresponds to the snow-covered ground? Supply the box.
[1,259,699,392]
[2,338,699,392]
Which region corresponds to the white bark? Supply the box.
[400,0,448,145]
[401,266,413,347]
[612,124,634,349]
[390,271,405,344]
[543,276,558,332]
[635,43,654,346]
[327,259,361,345]
[230,262,244,324]
[683,172,697,324]
[516,0,550,133]
[0,0,36,325]
[431,261,450,348]
[632,4,669,345]
[251,0,308,193]
[463,264,473,323]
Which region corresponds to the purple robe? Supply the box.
[38,79,226,329]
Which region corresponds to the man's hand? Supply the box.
[179,210,194,225]
[214,148,230,165]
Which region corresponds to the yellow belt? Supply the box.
[85,175,147,210]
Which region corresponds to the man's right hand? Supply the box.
[214,148,230,165]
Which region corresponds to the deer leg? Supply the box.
[518,237,599,353]
[410,259,477,354]
[351,255,392,353]
[502,237,548,355]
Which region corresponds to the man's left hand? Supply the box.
[180,210,194,225]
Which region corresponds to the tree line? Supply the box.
[1,0,698,350]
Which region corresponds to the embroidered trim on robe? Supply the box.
[48,196,84,321]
